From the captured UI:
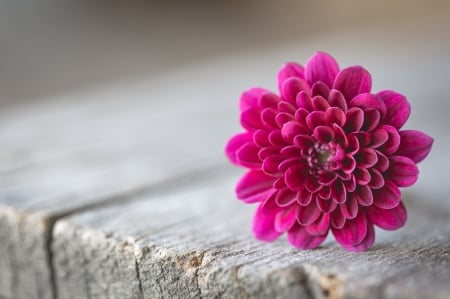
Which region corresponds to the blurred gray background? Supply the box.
[1,0,450,106]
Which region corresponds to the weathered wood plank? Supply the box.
[0,60,249,299]
[51,173,450,299]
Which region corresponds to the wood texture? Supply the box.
[1,16,450,298]
[51,174,450,299]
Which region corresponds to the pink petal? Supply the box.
[225,132,253,164]
[288,224,327,249]
[305,51,340,88]
[296,202,322,225]
[253,204,282,241]
[373,180,401,209]
[311,81,331,98]
[275,112,296,128]
[240,108,263,131]
[378,125,400,155]
[354,167,371,185]
[369,168,385,189]
[306,212,331,236]
[277,101,297,114]
[239,88,267,111]
[268,130,287,147]
[313,126,335,143]
[396,130,433,163]
[281,121,308,143]
[355,148,378,168]
[342,222,375,252]
[353,185,373,206]
[326,107,346,127]
[306,111,327,130]
[258,92,281,109]
[236,143,261,168]
[293,134,315,149]
[317,197,337,213]
[328,89,348,111]
[362,108,381,132]
[387,156,419,187]
[349,93,387,117]
[331,209,346,229]
[333,66,372,102]
[296,188,313,206]
[275,188,297,207]
[312,96,331,111]
[281,77,311,105]
[367,201,407,230]
[278,156,302,173]
[236,170,275,203]
[296,92,314,111]
[261,108,279,129]
[375,150,389,172]
[340,193,358,219]
[331,180,346,204]
[370,128,389,148]
[262,154,284,176]
[285,164,309,191]
[332,211,368,246]
[277,62,305,93]
[257,146,279,160]
[261,191,279,213]
[274,207,298,232]
[377,90,411,129]
[344,107,364,132]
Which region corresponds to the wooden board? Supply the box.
[51,173,450,299]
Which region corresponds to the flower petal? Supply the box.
[281,77,311,105]
[311,81,331,98]
[396,130,434,163]
[331,209,346,229]
[312,96,331,111]
[344,107,364,132]
[305,51,340,88]
[317,197,337,213]
[342,222,375,252]
[253,204,282,241]
[377,90,411,129]
[277,62,305,93]
[326,107,346,127]
[275,188,297,207]
[313,126,335,143]
[262,154,284,176]
[328,89,348,111]
[387,156,419,187]
[353,185,373,206]
[350,93,386,117]
[355,148,378,168]
[333,66,372,102]
[306,111,327,130]
[306,212,331,236]
[340,193,358,219]
[239,88,267,111]
[331,180,346,204]
[285,164,308,191]
[236,170,275,203]
[236,143,261,168]
[332,211,368,246]
[297,202,322,225]
[281,121,308,143]
[379,125,401,155]
[367,201,407,230]
[296,188,313,206]
[240,108,263,131]
[288,224,327,249]
[373,180,401,209]
[225,132,253,164]
[274,207,298,232]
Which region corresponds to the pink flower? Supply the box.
[225,52,433,251]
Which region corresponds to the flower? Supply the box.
[225,52,433,251]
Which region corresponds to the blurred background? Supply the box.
[1,0,450,106]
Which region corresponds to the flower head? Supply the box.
[225,52,433,251]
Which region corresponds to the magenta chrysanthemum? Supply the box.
[225,52,433,251]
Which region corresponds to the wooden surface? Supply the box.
[1,15,450,299]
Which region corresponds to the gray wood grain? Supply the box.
[51,174,450,299]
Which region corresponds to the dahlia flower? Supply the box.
[225,52,433,251]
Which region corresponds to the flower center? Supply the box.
[307,143,336,173]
